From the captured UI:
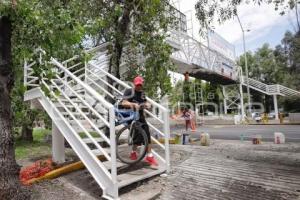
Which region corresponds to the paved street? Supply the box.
[171,125,300,142]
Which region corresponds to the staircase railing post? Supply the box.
[273,95,279,120]
[239,83,245,121]
[108,106,118,197]
[162,106,171,173]
[24,58,28,87]
[52,121,65,164]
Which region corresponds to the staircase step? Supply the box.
[69,119,105,126]
[117,162,166,188]
[102,160,127,171]
[92,148,111,156]
[61,112,90,116]
[82,137,104,144]
[54,102,88,109]
[60,98,84,104]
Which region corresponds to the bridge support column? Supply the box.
[222,86,228,114]
[239,84,245,120]
[273,95,279,120]
[52,122,65,163]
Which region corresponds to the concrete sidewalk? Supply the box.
[157,141,300,200]
[30,140,300,200]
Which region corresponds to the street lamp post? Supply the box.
[236,13,252,116]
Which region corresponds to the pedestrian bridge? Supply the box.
[167,30,238,85]
[167,7,300,119]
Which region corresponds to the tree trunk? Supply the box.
[21,123,33,142]
[108,1,132,81]
[0,16,29,200]
[21,108,35,142]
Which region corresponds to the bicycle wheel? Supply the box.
[116,123,148,165]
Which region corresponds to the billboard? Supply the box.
[208,30,236,61]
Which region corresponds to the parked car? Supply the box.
[268,111,276,119]
[204,111,214,116]
[252,112,262,122]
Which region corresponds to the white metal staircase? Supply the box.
[24,48,170,200]
[241,76,300,96]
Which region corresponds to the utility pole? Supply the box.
[236,13,251,116]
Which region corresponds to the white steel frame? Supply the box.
[168,30,239,81]
[24,47,170,199]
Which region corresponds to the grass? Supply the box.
[15,129,52,160]
[15,129,103,160]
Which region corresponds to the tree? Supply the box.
[238,44,283,112]
[0,13,29,200]
[0,1,176,198]
[237,30,300,112]
[275,31,300,112]
[194,0,300,113]
[84,0,175,99]
[0,0,90,198]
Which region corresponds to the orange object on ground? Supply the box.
[190,119,196,132]
[20,158,55,185]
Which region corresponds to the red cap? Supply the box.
[133,76,144,86]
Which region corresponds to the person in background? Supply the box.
[182,107,192,131]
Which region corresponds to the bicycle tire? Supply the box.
[116,124,148,165]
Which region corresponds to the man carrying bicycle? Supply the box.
[120,76,158,166]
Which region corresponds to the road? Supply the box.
[170,124,300,142]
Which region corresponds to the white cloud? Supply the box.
[215,3,293,44]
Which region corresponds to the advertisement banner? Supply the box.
[208,30,236,61]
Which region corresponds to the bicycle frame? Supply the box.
[114,108,140,126]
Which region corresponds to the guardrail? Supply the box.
[242,76,300,96]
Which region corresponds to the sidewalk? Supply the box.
[28,140,300,200]
[157,140,300,200]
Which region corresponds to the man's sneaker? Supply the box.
[145,156,158,166]
[130,152,138,160]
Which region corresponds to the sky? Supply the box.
[172,0,298,57]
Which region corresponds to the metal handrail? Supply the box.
[54,75,111,135]
[89,62,168,112]
[87,60,170,172]
[50,80,111,161]
[52,57,118,188]
[40,79,113,178]
[242,75,300,96]
[87,63,166,123]
[51,58,113,109]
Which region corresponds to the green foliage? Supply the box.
[238,31,300,112]
[124,0,175,99]
[85,0,175,99]
[169,79,223,109]
[10,0,87,69]
[1,0,93,139]
[194,0,299,35]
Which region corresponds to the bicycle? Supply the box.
[114,103,149,165]
[96,98,149,165]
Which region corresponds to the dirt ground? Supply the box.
[19,140,300,200]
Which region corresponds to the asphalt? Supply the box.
[170,124,300,142]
